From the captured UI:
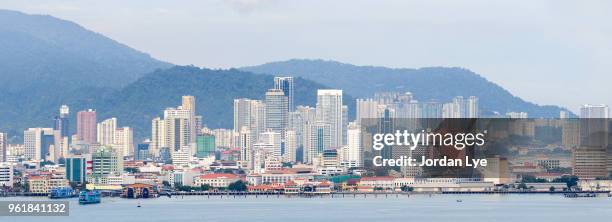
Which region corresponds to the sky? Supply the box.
[1,0,611,113]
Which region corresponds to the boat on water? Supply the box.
[49,187,76,199]
[79,190,101,204]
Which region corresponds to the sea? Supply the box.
[3,194,612,222]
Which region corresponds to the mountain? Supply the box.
[241,59,570,117]
[0,65,355,141]
[0,9,171,91]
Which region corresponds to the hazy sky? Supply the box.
[2,0,611,113]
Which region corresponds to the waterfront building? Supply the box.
[194,173,240,188]
[77,109,97,144]
[27,174,69,193]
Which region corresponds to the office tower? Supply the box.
[316,89,343,148]
[305,122,331,164]
[114,127,133,157]
[53,105,70,138]
[467,96,479,118]
[97,117,117,145]
[164,107,192,153]
[265,89,289,135]
[284,130,297,163]
[356,98,379,123]
[343,122,362,167]
[150,117,165,158]
[274,76,295,112]
[258,130,282,158]
[65,156,87,185]
[0,132,6,162]
[91,146,123,177]
[77,109,97,143]
[196,133,215,158]
[135,143,150,161]
[182,95,197,143]
[24,128,58,161]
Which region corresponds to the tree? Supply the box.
[553,175,579,189]
[228,180,247,191]
[549,186,555,192]
[401,185,414,192]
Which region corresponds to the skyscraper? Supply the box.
[467,96,479,118]
[265,89,288,135]
[53,105,70,138]
[284,130,297,163]
[356,98,379,123]
[164,106,192,153]
[274,76,295,112]
[77,109,97,144]
[305,122,331,164]
[97,117,117,145]
[182,95,197,143]
[150,117,166,158]
[0,132,6,162]
[24,128,57,161]
[114,127,133,157]
[343,122,362,167]
[316,89,343,148]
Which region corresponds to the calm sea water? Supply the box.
[4,194,612,222]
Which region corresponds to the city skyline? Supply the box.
[2,1,611,112]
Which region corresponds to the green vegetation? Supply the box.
[228,181,247,191]
[552,176,579,189]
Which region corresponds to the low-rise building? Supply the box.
[194,173,240,188]
[0,163,13,188]
[27,174,69,193]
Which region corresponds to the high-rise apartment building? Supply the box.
[77,109,97,143]
[97,117,117,145]
[316,89,343,148]
[343,122,362,167]
[114,127,133,157]
[150,117,166,158]
[24,128,58,161]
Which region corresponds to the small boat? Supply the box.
[564,193,597,198]
[49,187,76,199]
[456,199,463,202]
[79,190,101,204]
